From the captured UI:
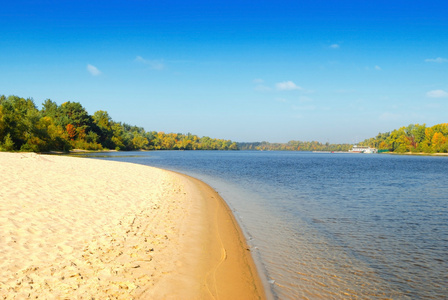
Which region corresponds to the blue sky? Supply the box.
[1,0,447,143]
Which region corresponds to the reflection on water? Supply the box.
[81,151,448,299]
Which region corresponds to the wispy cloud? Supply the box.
[424,57,448,63]
[135,56,165,70]
[365,65,382,71]
[330,44,340,49]
[252,78,272,92]
[87,64,101,76]
[276,81,302,91]
[426,89,448,98]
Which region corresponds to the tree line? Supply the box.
[0,95,238,152]
[2,95,446,154]
[237,141,352,152]
[359,123,448,153]
[238,123,448,154]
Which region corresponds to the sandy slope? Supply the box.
[0,152,265,299]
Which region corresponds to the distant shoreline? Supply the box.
[386,152,448,156]
[312,150,448,156]
[72,149,448,157]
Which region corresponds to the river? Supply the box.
[79,151,448,299]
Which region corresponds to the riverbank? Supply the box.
[0,152,266,299]
[387,151,448,156]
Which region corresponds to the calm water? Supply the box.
[80,151,448,299]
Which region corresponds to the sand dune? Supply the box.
[0,152,265,299]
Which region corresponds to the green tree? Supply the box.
[0,96,38,150]
[93,110,114,148]
[0,133,15,151]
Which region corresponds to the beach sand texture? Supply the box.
[0,152,265,299]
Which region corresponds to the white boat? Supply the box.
[349,145,378,153]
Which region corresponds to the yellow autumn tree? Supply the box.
[431,132,447,152]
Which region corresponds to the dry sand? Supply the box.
[0,152,266,299]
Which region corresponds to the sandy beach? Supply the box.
[0,152,266,299]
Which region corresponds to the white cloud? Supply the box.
[135,56,165,70]
[276,81,302,91]
[374,65,382,71]
[424,57,448,63]
[426,89,448,98]
[330,44,340,49]
[252,78,264,84]
[87,64,101,76]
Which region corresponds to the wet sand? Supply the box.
[0,152,266,299]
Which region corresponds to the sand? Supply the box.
[0,152,266,299]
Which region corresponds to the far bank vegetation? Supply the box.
[1,95,447,154]
[238,124,448,154]
[0,95,237,152]
[359,123,448,153]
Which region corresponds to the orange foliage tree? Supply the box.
[66,124,76,140]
